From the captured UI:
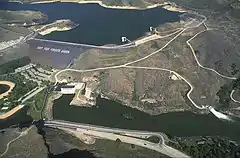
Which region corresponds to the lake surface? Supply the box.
[0,84,10,94]
[53,95,240,142]
[0,2,181,45]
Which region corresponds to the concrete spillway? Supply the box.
[209,106,232,121]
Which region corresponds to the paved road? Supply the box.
[54,19,206,110]
[21,86,46,103]
[230,90,240,104]
[45,120,189,158]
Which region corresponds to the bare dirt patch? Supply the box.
[0,81,15,99]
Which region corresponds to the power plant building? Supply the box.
[60,85,76,94]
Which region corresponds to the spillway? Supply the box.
[209,106,233,121]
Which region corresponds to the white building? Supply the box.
[15,63,36,73]
[59,82,85,94]
[60,87,76,94]
[1,107,9,110]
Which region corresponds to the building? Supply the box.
[56,82,85,94]
[1,107,9,110]
[60,85,76,94]
[15,63,36,73]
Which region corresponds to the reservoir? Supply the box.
[0,84,10,95]
[53,95,240,142]
[0,2,181,45]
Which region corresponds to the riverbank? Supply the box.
[0,105,24,120]
[0,81,15,99]
[30,0,186,12]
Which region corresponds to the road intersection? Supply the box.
[45,120,190,158]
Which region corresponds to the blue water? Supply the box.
[0,2,181,45]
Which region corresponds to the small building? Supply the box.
[15,63,36,73]
[60,85,76,94]
[1,107,9,110]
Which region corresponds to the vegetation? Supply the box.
[0,73,37,109]
[217,76,240,108]
[0,57,30,75]
[27,89,46,120]
[168,136,238,158]
[146,136,160,143]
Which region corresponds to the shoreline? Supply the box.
[29,0,186,12]
[0,105,24,120]
[0,81,15,99]
[32,19,78,35]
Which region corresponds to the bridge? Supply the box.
[44,120,189,158]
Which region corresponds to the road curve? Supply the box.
[230,90,240,104]
[186,28,237,80]
[0,127,33,157]
[53,17,207,110]
[45,120,189,158]
[125,65,206,109]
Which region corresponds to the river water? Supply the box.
[0,84,10,95]
[53,95,240,142]
[0,106,33,129]
[0,2,181,45]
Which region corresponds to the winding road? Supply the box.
[45,120,190,158]
[230,90,240,104]
[0,127,33,157]
[54,11,236,111]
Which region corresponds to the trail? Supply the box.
[125,66,205,109]
[186,25,237,80]
[230,90,240,104]
[53,12,236,114]
[0,127,33,157]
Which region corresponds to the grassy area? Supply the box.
[216,76,240,108]
[0,10,47,25]
[99,48,138,60]
[0,73,37,110]
[27,89,46,120]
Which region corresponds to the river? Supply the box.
[0,84,10,95]
[0,2,181,45]
[0,106,33,129]
[53,95,240,143]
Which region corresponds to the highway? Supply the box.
[44,120,190,158]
